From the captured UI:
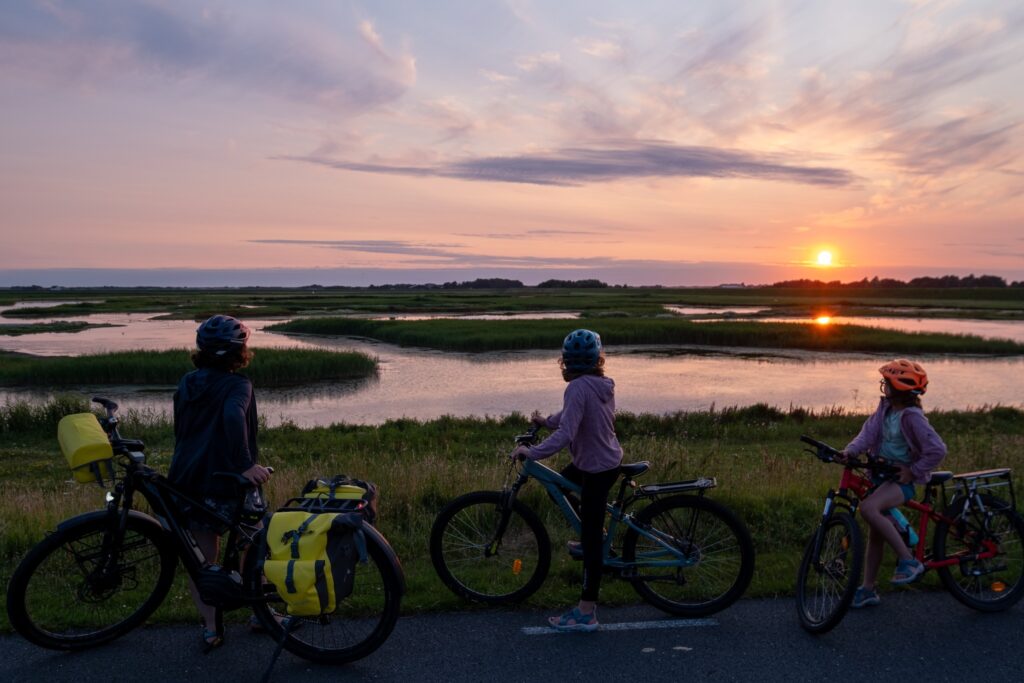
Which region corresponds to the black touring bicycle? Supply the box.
[6,398,404,665]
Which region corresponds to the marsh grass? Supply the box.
[0,322,115,336]
[4,285,1021,322]
[0,348,378,387]
[1,400,1021,628]
[269,317,1024,354]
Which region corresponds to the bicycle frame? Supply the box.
[117,464,260,584]
[505,458,710,571]
[815,463,1003,571]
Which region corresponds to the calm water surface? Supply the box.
[1,307,1021,426]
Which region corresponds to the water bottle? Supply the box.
[887,508,919,549]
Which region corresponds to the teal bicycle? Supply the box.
[429,427,755,616]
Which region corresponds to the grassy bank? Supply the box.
[3,285,1022,321]
[1,399,1022,629]
[0,322,116,336]
[268,317,1024,355]
[0,348,378,387]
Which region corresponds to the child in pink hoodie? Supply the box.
[841,359,947,608]
[512,329,623,631]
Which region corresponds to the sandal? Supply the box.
[201,627,224,653]
[548,607,599,632]
[891,558,925,585]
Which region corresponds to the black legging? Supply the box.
[561,463,621,602]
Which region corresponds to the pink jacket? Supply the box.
[844,398,947,485]
[526,375,623,474]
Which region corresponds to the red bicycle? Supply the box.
[795,435,1024,634]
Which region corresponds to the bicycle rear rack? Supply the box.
[637,477,717,497]
[945,468,1016,511]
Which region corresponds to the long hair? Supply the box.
[886,381,923,409]
[560,355,606,383]
[191,345,253,373]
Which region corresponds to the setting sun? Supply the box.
[816,251,833,266]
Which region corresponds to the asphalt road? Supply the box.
[3,592,1021,683]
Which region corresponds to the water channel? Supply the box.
[2,306,1021,426]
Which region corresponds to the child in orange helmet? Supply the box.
[840,359,947,607]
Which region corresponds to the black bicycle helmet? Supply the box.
[196,315,251,355]
[561,328,602,371]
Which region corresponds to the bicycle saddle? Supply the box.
[620,462,650,477]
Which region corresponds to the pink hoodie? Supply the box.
[844,397,948,485]
[526,374,623,473]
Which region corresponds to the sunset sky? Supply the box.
[2,0,1023,286]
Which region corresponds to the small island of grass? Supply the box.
[0,348,378,388]
[267,317,1024,355]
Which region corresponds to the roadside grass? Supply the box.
[268,317,1024,355]
[0,348,378,388]
[1,400,1021,629]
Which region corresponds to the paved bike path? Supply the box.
[3,592,1020,682]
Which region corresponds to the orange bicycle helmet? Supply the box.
[879,359,928,394]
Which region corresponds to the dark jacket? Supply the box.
[168,368,259,499]
[844,397,947,485]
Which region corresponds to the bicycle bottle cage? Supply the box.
[945,468,1016,510]
[637,477,717,497]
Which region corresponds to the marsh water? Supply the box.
[2,306,1022,426]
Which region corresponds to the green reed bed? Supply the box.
[269,317,1024,355]
[4,286,1022,325]
[0,322,118,336]
[1,399,1021,628]
[0,348,378,388]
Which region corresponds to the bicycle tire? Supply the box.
[429,490,551,604]
[934,495,1024,612]
[246,522,404,665]
[795,511,862,634]
[6,511,177,650]
[622,495,754,617]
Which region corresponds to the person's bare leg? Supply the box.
[860,483,911,568]
[185,529,220,637]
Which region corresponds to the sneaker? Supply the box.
[891,558,925,585]
[566,540,583,558]
[548,607,599,632]
[851,586,881,608]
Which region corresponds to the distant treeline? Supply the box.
[364,277,614,290]
[770,274,1023,289]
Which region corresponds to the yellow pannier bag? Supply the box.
[262,510,365,617]
[57,413,114,485]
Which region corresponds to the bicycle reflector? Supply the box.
[991,581,1007,593]
[512,559,523,575]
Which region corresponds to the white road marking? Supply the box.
[521,618,718,635]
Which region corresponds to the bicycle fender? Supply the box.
[362,521,407,595]
[55,509,168,536]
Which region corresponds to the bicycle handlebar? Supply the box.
[799,434,900,476]
[515,425,541,447]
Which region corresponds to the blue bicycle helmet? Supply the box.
[196,315,251,355]
[561,329,602,371]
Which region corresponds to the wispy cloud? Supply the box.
[0,1,415,111]
[250,238,695,269]
[279,140,856,187]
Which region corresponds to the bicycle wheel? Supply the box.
[247,524,403,663]
[430,490,551,604]
[6,511,177,650]
[247,523,404,665]
[622,495,755,617]
[934,495,1024,612]
[795,512,862,634]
